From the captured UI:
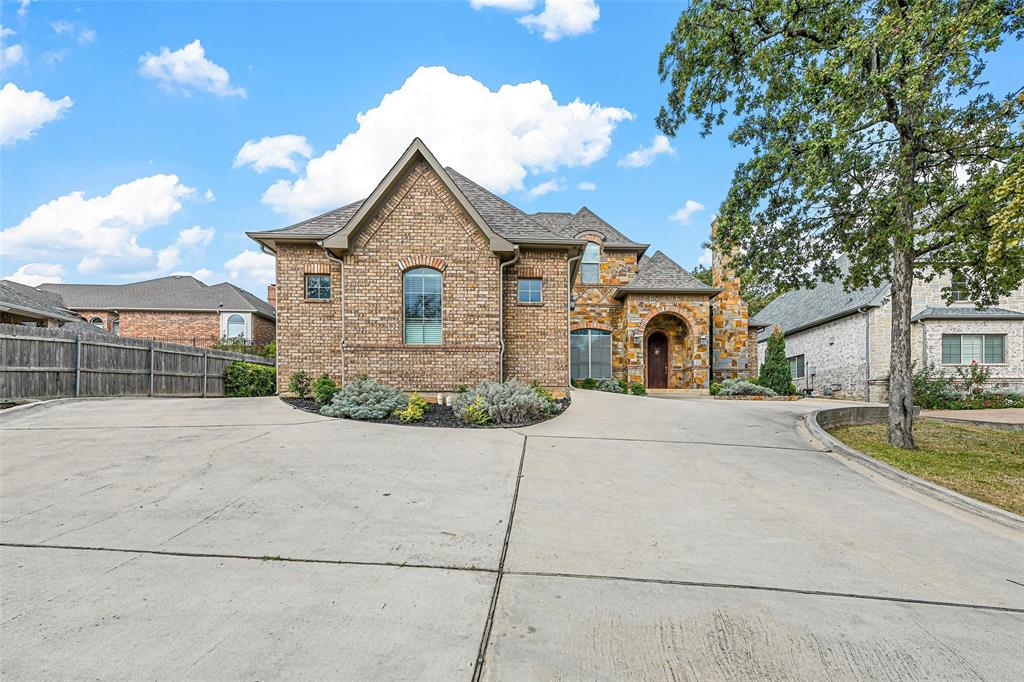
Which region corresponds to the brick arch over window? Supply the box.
[396,256,447,272]
[637,307,698,338]
[571,322,613,333]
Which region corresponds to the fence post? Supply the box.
[74,334,82,397]
[149,341,155,396]
[202,349,208,397]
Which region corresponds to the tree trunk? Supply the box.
[888,246,915,449]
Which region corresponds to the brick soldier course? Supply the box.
[249,138,760,394]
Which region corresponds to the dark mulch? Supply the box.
[281,395,570,428]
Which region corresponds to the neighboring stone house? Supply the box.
[38,276,276,347]
[756,269,1024,401]
[247,138,759,393]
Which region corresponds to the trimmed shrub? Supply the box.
[597,378,625,393]
[312,374,339,406]
[320,376,407,420]
[717,378,778,397]
[759,326,794,395]
[454,379,551,425]
[629,382,647,395]
[395,393,428,423]
[617,379,629,392]
[709,382,722,396]
[579,377,598,390]
[288,370,311,398]
[531,381,558,414]
[461,396,492,426]
[224,362,276,397]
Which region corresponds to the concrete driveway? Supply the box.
[1,392,1021,680]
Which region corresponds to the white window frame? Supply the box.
[220,312,252,341]
[517,278,542,304]
[580,242,601,284]
[571,329,612,380]
[941,333,1005,365]
[787,354,805,379]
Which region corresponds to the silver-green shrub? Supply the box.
[596,378,624,393]
[717,378,778,397]
[320,376,408,419]
[454,379,552,425]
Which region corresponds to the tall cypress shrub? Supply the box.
[759,326,792,395]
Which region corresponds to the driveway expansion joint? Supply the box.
[524,433,822,453]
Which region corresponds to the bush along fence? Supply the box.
[0,323,275,402]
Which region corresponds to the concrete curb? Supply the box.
[0,398,67,419]
[805,407,1024,532]
[924,415,1023,432]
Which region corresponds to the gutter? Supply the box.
[498,246,520,382]
[566,250,584,387]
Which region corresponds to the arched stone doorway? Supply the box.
[643,312,693,389]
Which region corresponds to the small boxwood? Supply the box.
[312,373,339,406]
[224,362,276,397]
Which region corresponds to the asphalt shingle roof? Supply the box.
[911,306,1024,322]
[0,279,82,322]
[530,207,644,248]
[40,276,276,318]
[617,250,720,294]
[755,279,888,340]
[444,168,562,241]
[254,200,364,238]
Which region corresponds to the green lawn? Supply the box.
[828,419,1024,516]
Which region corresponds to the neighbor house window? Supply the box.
[226,314,246,339]
[570,329,612,380]
[788,354,805,379]
[404,268,442,345]
[518,278,542,303]
[580,242,600,284]
[111,319,121,336]
[89,317,103,329]
[305,274,331,300]
[942,334,1004,364]
[950,276,969,303]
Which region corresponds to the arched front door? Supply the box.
[646,331,669,388]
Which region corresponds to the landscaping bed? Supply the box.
[827,418,1024,516]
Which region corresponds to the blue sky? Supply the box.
[2,1,1021,299]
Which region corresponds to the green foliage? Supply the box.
[457,384,468,393]
[461,396,493,426]
[709,381,722,396]
[617,379,629,392]
[395,393,428,423]
[212,337,275,358]
[454,379,553,425]
[909,362,1023,410]
[319,376,407,420]
[258,341,276,359]
[312,374,339,406]
[288,370,311,398]
[579,377,598,390]
[596,378,625,393]
[759,328,794,395]
[224,362,276,397]
[531,381,558,414]
[718,378,778,397]
[629,382,647,395]
[690,264,787,317]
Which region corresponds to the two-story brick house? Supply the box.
[248,138,759,393]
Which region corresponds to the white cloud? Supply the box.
[526,177,566,199]
[1,40,25,70]
[0,26,14,39]
[203,188,216,202]
[138,39,245,98]
[52,20,73,35]
[668,199,706,225]
[519,0,600,41]
[618,135,674,168]
[3,262,66,286]
[176,225,215,247]
[52,20,94,45]
[225,250,275,284]
[470,0,535,9]
[234,134,313,173]
[698,248,713,267]
[18,1,31,18]
[0,83,73,146]
[576,180,596,191]
[156,245,180,271]
[0,175,195,268]
[42,49,69,65]
[262,66,632,218]
[172,268,214,283]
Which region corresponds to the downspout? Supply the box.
[860,306,870,402]
[323,249,346,384]
[566,250,583,387]
[498,246,520,383]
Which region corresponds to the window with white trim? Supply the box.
[788,354,805,379]
[580,242,600,284]
[570,329,612,380]
[89,317,103,329]
[942,334,1004,364]
[949,276,969,302]
[226,314,246,339]
[404,268,442,345]
[518,278,542,303]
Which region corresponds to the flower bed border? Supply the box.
[714,395,802,401]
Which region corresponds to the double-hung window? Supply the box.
[788,354,805,379]
[518,278,542,303]
[305,274,331,300]
[570,329,612,380]
[404,268,442,345]
[941,334,1005,364]
[580,242,600,284]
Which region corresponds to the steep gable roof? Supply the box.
[530,207,646,249]
[755,279,888,340]
[615,250,720,297]
[40,276,276,318]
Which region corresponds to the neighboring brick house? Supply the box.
[38,276,276,347]
[756,266,1024,401]
[248,138,760,393]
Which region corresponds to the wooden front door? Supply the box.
[646,332,669,388]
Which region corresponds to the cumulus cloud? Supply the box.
[470,0,535,8]
[0,175,195,272]
[138,39,245,98]
[668,199,705,225]
[618,135,674,168]
[176,225,215,247]
[519,0,600,40]
[526,177,566,199]
[3,262,66,286]
[576,180,596,191]
[262,66,632,218]
[18,1,32,18]
[172,268,214,283]
[698,248,713,267]
[234,134,313,173]
[0,83,73,146]
[1,28,25,70]
[225,250,275,284]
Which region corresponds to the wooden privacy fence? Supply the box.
[0,323,275,401]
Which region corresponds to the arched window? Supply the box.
[111,319,121,336]
[570,329,611,380]
[226,314,246,339]
[404,268,442,345]
[89,317,104,329]
[580,242,600,284]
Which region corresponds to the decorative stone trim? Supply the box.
[637,306,699,337]
[571,322,613,332]
[576,231,606,243]
[396,256,448,272]
[517,267,544,279]
[304,262,332,274]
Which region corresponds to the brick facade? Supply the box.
[72,309,274,348]
[504,248,570,386]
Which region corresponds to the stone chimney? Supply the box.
[267,283,277,308]
[710,218,751,380]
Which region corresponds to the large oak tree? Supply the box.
[658,0,1024,447]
